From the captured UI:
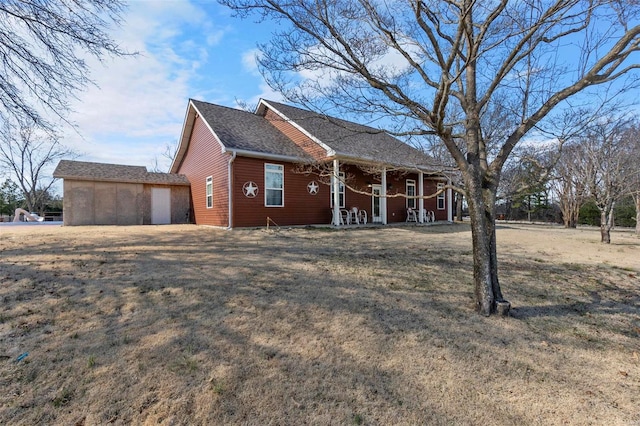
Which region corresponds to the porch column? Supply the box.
[447,177,453,222]
[332,159,341,226]
[418,171,424,223]
[381,167,387,225]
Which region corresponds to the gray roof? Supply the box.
[262,100,440,171]
[191,100,312,160]
[53,160,190,186]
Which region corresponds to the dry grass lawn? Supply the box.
[0,222,639,425]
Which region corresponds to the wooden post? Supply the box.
[496,301,511,317]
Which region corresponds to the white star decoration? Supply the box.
[307,181,319,195]
[243,181,258,197]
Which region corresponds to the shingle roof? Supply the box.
[262,100,441,171]
[53,160,190,185]
[191,100,312,160]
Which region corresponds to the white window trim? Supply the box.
[206,176,213,209]
[330,171,345,208]
[406,179,416,209]
[437,182,445,210]
[265,163,284,207]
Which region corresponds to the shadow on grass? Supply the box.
[1,225,639,424]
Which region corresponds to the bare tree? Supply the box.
[578,118,638,243]
[0,120,77,214]
[150,143,179,173]
[222,0,640,315]
[0,0,127,129]
[499,146,557,222]
[553,144,588,228]
[628,125,640,235]
[634,185,640,236]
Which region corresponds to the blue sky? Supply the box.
[59,1,639,179]
[62,0,282,172]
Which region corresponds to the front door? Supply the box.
[371,185,382,223]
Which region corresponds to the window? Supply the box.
[265,163,284,207]
[406,179,416,209]
[206,176,213,208]
[437,182,445,210]
[330,172,345,208]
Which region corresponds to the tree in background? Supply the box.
[222,0,640,315]
[0,178,22,217]
[499,148,555,222]
[554,144,589,228]
[629,125,640,235]
[634,185,640,235]
[579,118,638,243]
[0,119,77,214]
[150,143,179,173]
[0,0,127,129]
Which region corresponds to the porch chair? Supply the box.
[347,207,360,225]
[422,210,435,222]
[331,208,347,225]
[341,209,350,225]
[358,209,368,225]
[406,208,418,223]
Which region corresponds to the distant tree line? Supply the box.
[496,117,640,242]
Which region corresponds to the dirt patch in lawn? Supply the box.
[1,223,638,425]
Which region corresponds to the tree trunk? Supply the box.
[564,216,577,228]
[570,206,580,228]
[601,223,611,243]
[635,192,640,236]
[466,181,509,316]
[456,193,463,221]
[23,192,34,213]
[600,205,614,244]
[562,210,575,228]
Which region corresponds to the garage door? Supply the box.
[151,187,171,224]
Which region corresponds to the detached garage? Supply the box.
[53,160,192,226]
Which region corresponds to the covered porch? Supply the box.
[327,158,453,227]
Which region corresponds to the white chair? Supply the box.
[406,208,417,222]
[358,209,368,225]
[341,209,350,225]
[422,210,435,222]
[348,207,359,225]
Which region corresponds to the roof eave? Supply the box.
[169,101,197,173]
[228,148,312,163]
[327,152,448,175]
[54,176,190,186]
[170,100,228,173]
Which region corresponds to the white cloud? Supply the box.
[206,28,226,46]
[46,0,289,172]
[242,48,261,75]
[61,0,228,169]
[294,35,422,90]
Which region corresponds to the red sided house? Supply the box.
[170,99,453,228]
